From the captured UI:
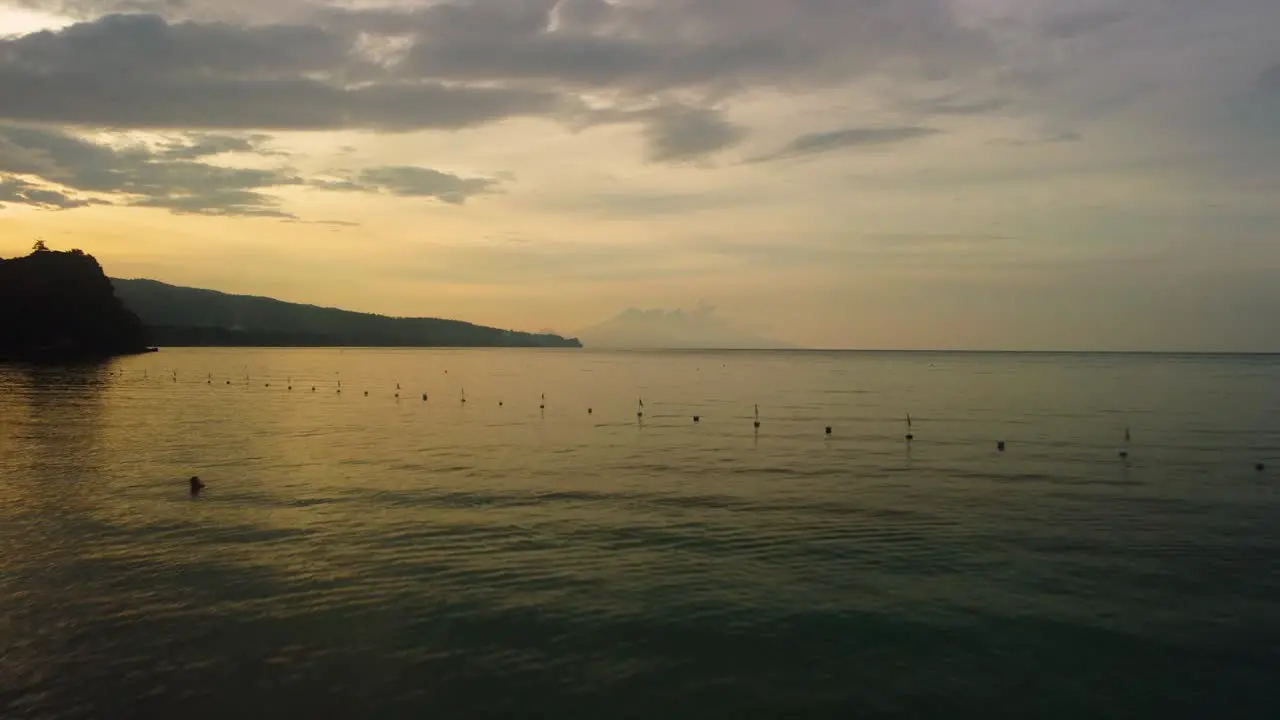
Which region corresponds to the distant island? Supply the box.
[577,302,793,349]
[0,244,152,362]
[110,278,582,348]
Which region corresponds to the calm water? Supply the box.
[2,349,1279,719]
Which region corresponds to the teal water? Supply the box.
[1,349,1278,718]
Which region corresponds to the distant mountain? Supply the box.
[577,302,793,349]
[111,278,581,348]
[1,247,151,362]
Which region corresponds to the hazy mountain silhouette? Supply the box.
[577,302,793,349]
[111,278,581,348]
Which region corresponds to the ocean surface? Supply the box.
[2,348,1279,719]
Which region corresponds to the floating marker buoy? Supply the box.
[498,401,503,407]
[905,433,914,441]
[588,408,593,414]
[1257,463,1266,472]
[422,393,427,401]
[997,441,1005,451]
[826,426,832,435]
[693,416,700,423]
[311,387,316,392]
[1119,450,1129,459]
[364,391,368,396]
[754,421,761,429]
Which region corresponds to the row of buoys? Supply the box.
[145,372,1269,473]
[181,418,1268,498]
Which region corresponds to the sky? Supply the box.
[0,0,1277,351]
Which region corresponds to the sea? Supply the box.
[1,348,1278,719]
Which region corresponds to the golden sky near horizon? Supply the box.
[1,0,1279,350]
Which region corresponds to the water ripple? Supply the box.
[2,349,1279,719]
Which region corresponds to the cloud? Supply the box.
[748,126,940,163]
[365,0,995,92]
[0,3,993,158]
[639,105,747,163]
[0,175,96,209]
[0,71,566,132]
[0,13,567,130]
[316,166,499,204]
[987,129,1083,147]
[542,189,749,218]
[1041,8,1130,40]
[1260,62,1280,93]
[0,123,300,216]
[903,93,1009,116]
[159,133,283,160]
[0,123,512,214]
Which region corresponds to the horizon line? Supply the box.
[147,345,1280,356]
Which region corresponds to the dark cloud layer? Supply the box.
[0,2,993,154]
[0,123,500,215]
[0,175,95,209]
[1041,8,1130,40]
[316,166,498,204]
[0,124,300,216]
[749,126,940,163]
[158,133,282,160]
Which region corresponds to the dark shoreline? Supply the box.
[0,347,158,366]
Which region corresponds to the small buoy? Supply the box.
[265,383,270,387]
[905,433,914,441]
[588,408,593,414]
[364,390,368,396]
[226,380,231,385]
[1119,450,1129,459]
[541,404,545,410]
[498,401,503,406]
[288,386,292,391]
[825,426,832,435]
[422,393,427,401]
[394,393,399,399]
[693,416,700,423]
[1257,463,1266,472]
[997,441,1005,451]
[753,421,761,429]
[312,387,316,392]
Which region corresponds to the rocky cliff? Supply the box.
[0,246,151,362]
